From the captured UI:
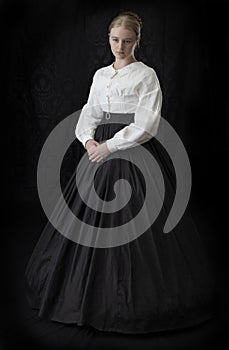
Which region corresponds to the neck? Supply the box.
[113,57,137,70]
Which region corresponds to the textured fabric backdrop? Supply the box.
[0,0,227,204]
[0,1,228,348]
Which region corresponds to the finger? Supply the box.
[91,155,102,162]
[88,149,97,157]
[91,157,100,162]
[89,153,98,160]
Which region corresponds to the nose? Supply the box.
[118,42,124,51]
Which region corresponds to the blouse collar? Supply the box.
[108,61,143,77]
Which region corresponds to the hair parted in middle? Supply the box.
[108,11,143,47]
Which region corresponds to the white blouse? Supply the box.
[75,61,162,153]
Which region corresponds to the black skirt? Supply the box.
[24,112,216,334]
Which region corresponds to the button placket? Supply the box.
[106,70,119,119]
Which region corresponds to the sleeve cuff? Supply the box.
[106,139,118,153]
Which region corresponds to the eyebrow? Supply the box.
[111,36,133,40]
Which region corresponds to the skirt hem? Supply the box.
[30,304,216,335]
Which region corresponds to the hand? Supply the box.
[87,141,111,163]
[85,139,99,151]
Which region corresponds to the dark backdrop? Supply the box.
[1,0,228,203]
[0,0,228,349]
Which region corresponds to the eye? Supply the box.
[112,38,119,42]
[124,40,131,44]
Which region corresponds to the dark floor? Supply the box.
[0,191,226,350]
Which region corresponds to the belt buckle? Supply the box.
[105,112,111,120]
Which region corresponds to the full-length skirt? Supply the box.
[24,112,216,334]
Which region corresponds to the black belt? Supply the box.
[99,111,135,125]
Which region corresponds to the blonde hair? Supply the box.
[108,11,143,44]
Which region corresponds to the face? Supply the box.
[108,26,138,60]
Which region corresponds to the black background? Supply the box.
[0,0,228,349]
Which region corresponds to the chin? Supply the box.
[115,54,126,59]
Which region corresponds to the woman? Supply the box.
[24,11,216,334]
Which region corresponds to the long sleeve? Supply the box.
[75,70,104,148]
[105,70,162,153]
